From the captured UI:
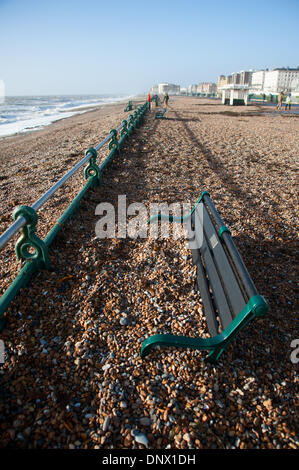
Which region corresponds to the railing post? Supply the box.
[13,205,50,269]
[83,147,102,186]
[127,114,134,134]
[120,119,129,140]
[133,110,139,127]
[108,129,120,154]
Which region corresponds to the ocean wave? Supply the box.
[0,94,135,138]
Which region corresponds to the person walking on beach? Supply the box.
[285,93,291,111]
[147,93,151,111]
[163,93,169,107]
[277,91,283,110]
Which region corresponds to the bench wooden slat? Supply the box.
[192,249,219,336]
[201,205,246,318]
[203,194,258,299]
[191,210,219,335]
[200,230,233,330]
[221,232,258,300]
[192,207,237,332]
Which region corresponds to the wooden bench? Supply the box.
[140,191,268,363]
[155,107,167,119]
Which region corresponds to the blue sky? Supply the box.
[0,0,298,95]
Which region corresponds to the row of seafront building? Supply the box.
[218,67,299,105]
[150,68,299,106]
[218,68,299,96]
[150,82,217,96]
[185,68,299,100]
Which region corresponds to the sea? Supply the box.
[0,94,134,138]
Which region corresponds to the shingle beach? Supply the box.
[0,97,298,449]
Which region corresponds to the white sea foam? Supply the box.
[0,94,135,138]
[0,111,83,137]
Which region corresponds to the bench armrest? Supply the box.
[140,295,268,362]
[147,191,210,225]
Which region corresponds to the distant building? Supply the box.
[248,67,299,95]
[218,71,252,96]
[217,75,227,87]
[187,84,198,94]
[239,70,253,85]
[291,76,299,94]
[150,85,159,95]
[217,75,229,97]
[197,82,217,94]
[263,68,299,94]
[231,72,241,85]
[250,70,266,93]
[151,83,180,95]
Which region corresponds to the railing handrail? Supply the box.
[0,120,128,250]
[0,101,148,331]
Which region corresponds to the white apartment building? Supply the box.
[187,84,199,94]
[150,84,159,94]
[197,82,217,94]
[263,69,299,94]
[151,83,180,95]
[250,71,265,92]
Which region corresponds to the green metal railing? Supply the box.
[124,100,133,111]
[0,102,148,330]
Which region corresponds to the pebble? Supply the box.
[183,433,192,443]
[235,438,241,448]
[103,416,111,432]
[7,429,15,440]
[131,430,149,449]
[120,316,129,326]
[139,417,151,427]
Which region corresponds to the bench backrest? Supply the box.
[190,194,258,337]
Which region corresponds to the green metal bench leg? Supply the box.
[140,296,268,363]
[207,347,225,364]
[140,333,226,360]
